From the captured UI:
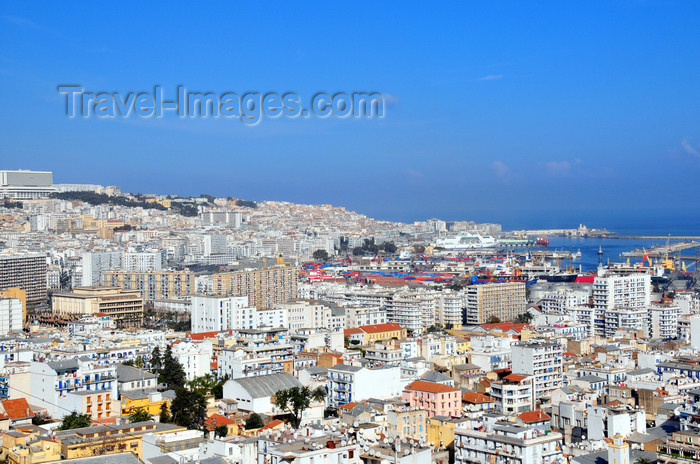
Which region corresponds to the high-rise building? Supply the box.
[211,265,299,310]
[464,282,526,324]
[511,341,563,398]
[81,251,122,287]
[102,270,196,301]
[0,253,47,307]
[592,274,651,336]
[0,170,55,199]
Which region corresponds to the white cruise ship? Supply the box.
[435,232,497,249]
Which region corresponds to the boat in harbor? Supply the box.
[435,232,497,249]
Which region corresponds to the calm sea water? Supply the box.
[543,236,695,272]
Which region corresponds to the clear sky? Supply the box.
[1,2,700,229]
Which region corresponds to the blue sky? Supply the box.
[1,2,700,229]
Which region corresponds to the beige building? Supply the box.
[103,270,196,301]
[212,265,298,309]
[51,286,143,327]
[465,282,526,324]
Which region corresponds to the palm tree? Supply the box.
[311,386,326,404]
[634,459,652,464]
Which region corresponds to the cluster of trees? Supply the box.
[147,346,209,429]
[312,249,330,261]
[1,199,23,209]
[58,411,92,430]
[517,312,533,324]
[50,191,168,211]
[235,199,257,208]
[351,238,397,256]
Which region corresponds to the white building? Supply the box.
[0,297,23,336]
[0,170,55,199]
[222,373,302,414]
[172,340,213,381]
[345,306,387,328]
[13,358,117,419]
[649,303,681,339]
[511,342,563,397]
[191,295,257,333]
[327,364,402,408]
[592,274,651,336]
[81,251,121,287]
[454,424,563,464]
[280,301,344,331]
[122,250,164,272]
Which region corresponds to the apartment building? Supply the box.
[465,282,526,325]
[16,358,118,419]
[386,405,428,441]
[279,300,343,330]
[649,303,681,340]
[402,380,461,418]
[0,297,23,335]
[103,270,196,301]
[190,295,256,332]
[327,365,402,408]
[211,265,299,309]
[51,286,144,328]
[511,342,563,398]
[490,374,535,414]
[0,252,47,307]
[454,424,563,464]
[592,274,651,336]
[81,251,122,286]
[345,306,387,328]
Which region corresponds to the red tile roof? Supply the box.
[462,392,494,404]
[504,373,528,382]
[189,330,231,341]
[480,322,528,333]
[344,328,364,336]
[404,380,459,394]
[360,323,403,334]
[259,419,284,431]
[518,410,550,423]
[205,414,237,428]
[2,399,33,420]
[339,402,357,410]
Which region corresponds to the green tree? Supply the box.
[160,345,186,389]
[214,424,228,438]
[171,388,207,429]
[274,386,326,428]
[58,411,91,430]
[150,346,162,372]
[244,412,264,430]
[312,249,329,261]
[486,316,501,324]
[159,402,171,423]
[517,312,533,324]
[634,459,652,464]
[129,408,152,423]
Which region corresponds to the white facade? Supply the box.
[511,342,563,397]
[327,365,402,408]
[172,340,213,381]
[191,295,256,333]
[345,306,387,328]
[649,304,681,339]
[454,425,563,464]
[122,250,164,272]
[0,297,23,336]
[81,251,121,286]
[593,274,651,336]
